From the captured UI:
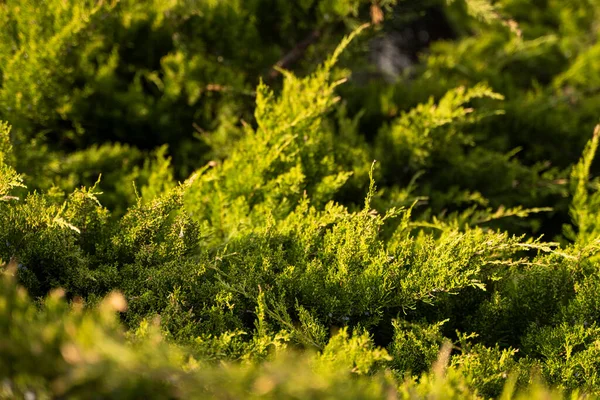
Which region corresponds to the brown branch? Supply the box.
[267,29,322,80]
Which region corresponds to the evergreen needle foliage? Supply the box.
[2,0,600,398]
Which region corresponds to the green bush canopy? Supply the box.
[3,0,600,398]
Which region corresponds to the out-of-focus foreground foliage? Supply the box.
[3,0,600,398]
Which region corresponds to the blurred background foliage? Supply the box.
[1,0,597,228]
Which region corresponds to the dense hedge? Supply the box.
[2,0,600,398]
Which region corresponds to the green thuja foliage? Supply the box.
[341,0,600,237]
[388,319,446,375]
[375,83,505,172]
[1,269,595,399]
[565,125,600,246]
[0,122,24,198]
[4,1,600,398]
[0,0,393,214]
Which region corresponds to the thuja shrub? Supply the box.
[341,0,600,236]
[4,5,600,398]
[0,0,393,214]
[0,269,596,400]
